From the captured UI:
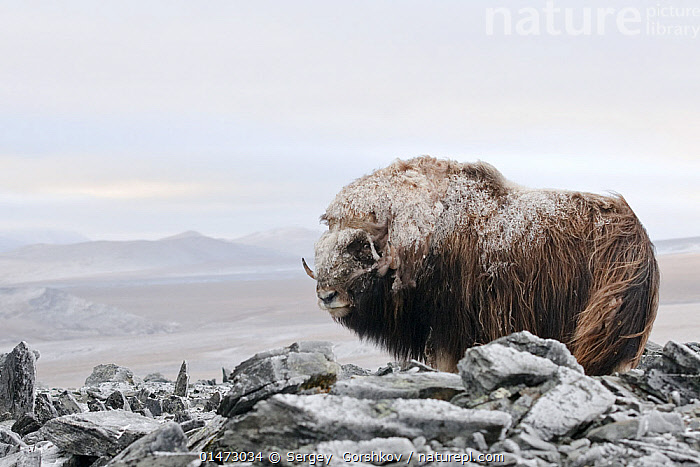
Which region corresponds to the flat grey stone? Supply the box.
[491,331,584,373]
[179,419,204,433]
[522,448,561,464]
[520,367,616,440]
[208,393,511,452]
[641,410,684,435]
[618,438,700,464]
[339,363,373,379]
[10,413,41,437]
[0,427,26,449]
[106,422,197,467]
[587,418,642,442]
[638,341,664,371]
[40,410,161,457]
[109,452,200,467]
[143,372,171,383]
[459,343,559,397]
[293,341,336,360]
[0,448,42,467]
[0,440,74,467]
[635,451,674,466]
[85,364,134,386]
[187,415,227,452]
[0,442,17,458]
[330,372,464,401]
[218,341,340,417]
[623,368,700,406]
[663,341,700,375]
[514,427,558,452]
[54,392,82,416]
[568,445,607,467]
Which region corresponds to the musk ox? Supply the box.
[303,156,659,375]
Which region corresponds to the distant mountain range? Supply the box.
[232,227,322,260]
[0,229,89,253]
[0,230,310,285]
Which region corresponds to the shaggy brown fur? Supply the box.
[310,157,659,375]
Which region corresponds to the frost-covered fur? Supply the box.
[312,156,659,375]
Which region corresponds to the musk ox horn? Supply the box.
[301,257,316,280]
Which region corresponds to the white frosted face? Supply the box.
[313,227,379,317]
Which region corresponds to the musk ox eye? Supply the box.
[347,238,373,260]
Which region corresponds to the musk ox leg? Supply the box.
[424,327,458,372]
[570,212,659,376]
[435,353,458,373]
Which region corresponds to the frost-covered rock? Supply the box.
[492,331,584,372]
[519,367,616,440]
[10,413,41,437]
[105,422,198,467]
[34,392,59,424]
[623,341,700,405]
[208,393,511,453]
[40,410,161,457]
[457,331,616,440]
[459,343,560,397]
[0,427,26,454]
[54,391,83,416]
[4,336,699,466]
[105,390,131,411]
[330,372,464,400]
[143,372,171,383]
[0,341,36,419]
[85,363,135,386]
[217,341,340,417]
[458,331,584,398]
[661,341,700,375]
[174,360,189,397]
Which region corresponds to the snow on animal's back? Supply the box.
[325,157,582,256]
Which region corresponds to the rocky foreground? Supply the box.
[1,333,699,466]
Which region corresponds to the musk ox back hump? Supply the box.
[312,156,659,375]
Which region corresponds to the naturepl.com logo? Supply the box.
[485,1,700,38]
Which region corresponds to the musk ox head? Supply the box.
[302,157,460,320]
[304,220,397,319]
[300,157,509,366]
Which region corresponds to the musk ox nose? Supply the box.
[318,289,338,306]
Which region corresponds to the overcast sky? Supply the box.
[1,1,698,241]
